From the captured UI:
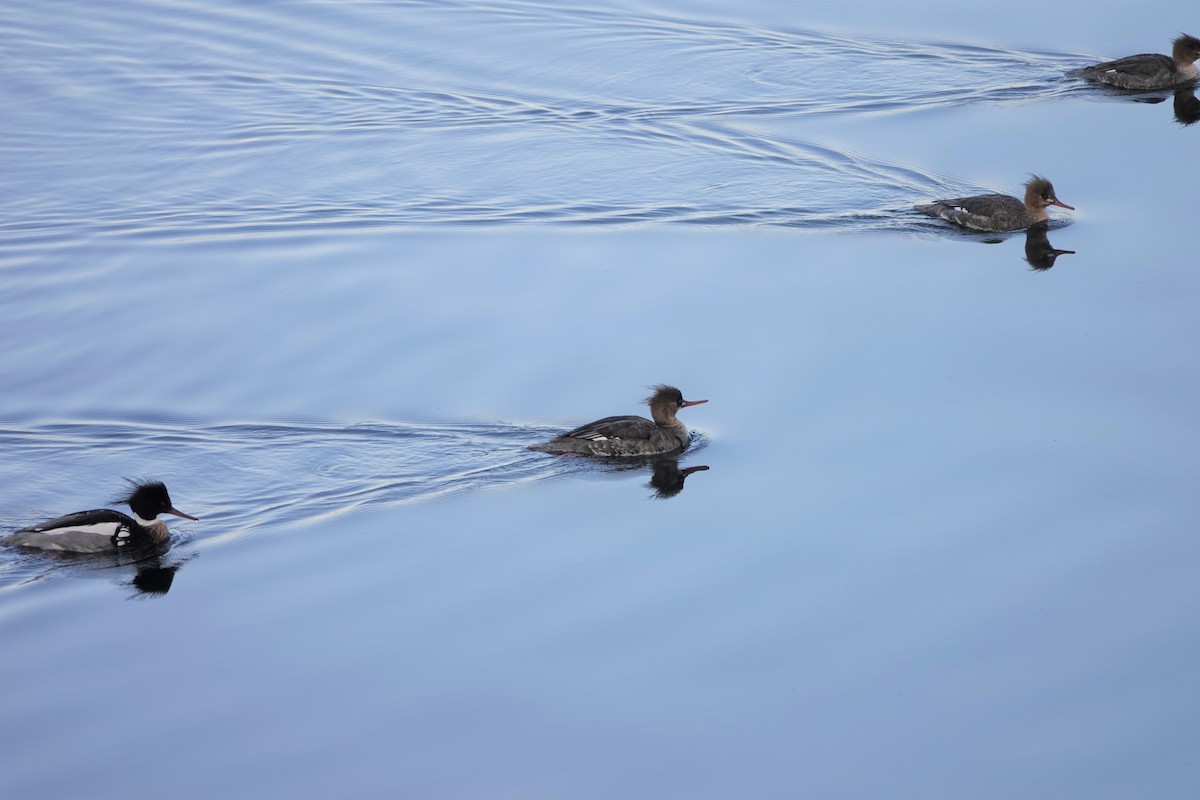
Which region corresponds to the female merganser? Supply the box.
[916,176,1074,232]
[1069,34,1200,91]
[3,480,198,553]
[531,385,708,457]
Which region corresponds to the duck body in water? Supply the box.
[916,176,1073,233]
[1069,34,1200,91]
[3,480,198,553]
[532,385,707,457]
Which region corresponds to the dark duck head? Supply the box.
[646,384,708,427]
[120,479,198,524]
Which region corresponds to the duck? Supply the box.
[1069,34,1200,91]
[3,480,198,553]
[916,176,1074,232]
[531,385,707,457]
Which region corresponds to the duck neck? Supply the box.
[133,514,170,542]
[1023,191,1049,223]
[649,403,681,428]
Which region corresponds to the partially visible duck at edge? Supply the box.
[3,480,198,553]
[1069,34,1200,91]
[531,385,708,458]
[916,175,1074,233]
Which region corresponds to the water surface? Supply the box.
[2,1,1198,798]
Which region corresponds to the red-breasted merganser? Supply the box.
[3,480,198,553]
[1069,34,1200,91]
[531,385,708,457]
[916,176,1074,232]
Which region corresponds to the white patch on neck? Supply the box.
[133,514,170,541]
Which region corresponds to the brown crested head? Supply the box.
[1173,33,1200,65]
[645,384,708,425]
[1024,175,1074,211]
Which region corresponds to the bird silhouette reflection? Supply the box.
[5,541,188,598]
[569,454,710,499]
[126,561,182,597]
[646,458,710,499]
[1084,84,1200,126]
[1024,226,1076,271]
[1174,88,1200,125]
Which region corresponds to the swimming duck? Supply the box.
[531,385,707,457]
[917,176,1074,232]
[3,480,198,553]
[1069,34,1200,91]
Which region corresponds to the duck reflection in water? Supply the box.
[542,452,711,499]
[1024,226,1076,271]
[6,542,190,598]
[1117,88,1200,126]
[1076,83,1200,126]
[127,559,183,597]
[1174,88,1200,125]
[647,458,709,499]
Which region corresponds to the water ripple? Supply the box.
[0,419,555,538]
[0,0,1095,243]
[0,418,711,592]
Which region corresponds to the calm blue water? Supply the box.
[2,1,1199,798]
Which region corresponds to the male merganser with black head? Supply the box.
[916,176,1073,232]
[531,385,708,457]
[1069,34,1200,91]
[3,480,198,553]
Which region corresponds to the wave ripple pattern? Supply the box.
[0,0,1090,242]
